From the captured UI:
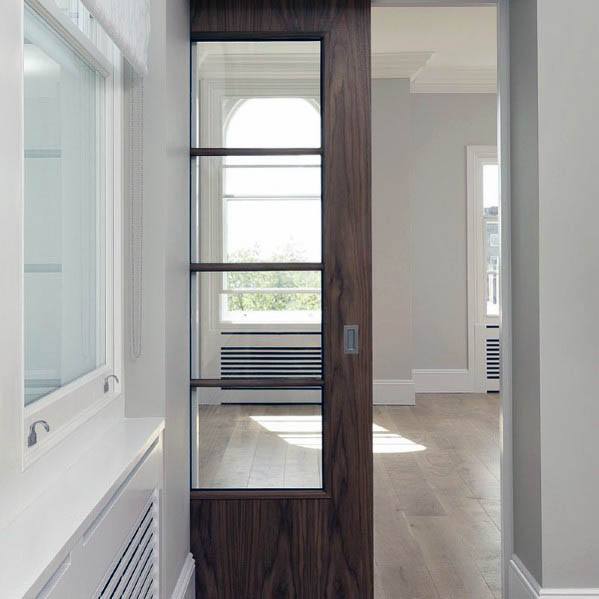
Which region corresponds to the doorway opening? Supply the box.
[371,4,502,598]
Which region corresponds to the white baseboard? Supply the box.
[373,379,415,405]
[510,556,541,599]
[509,555,599,599]
[413,368,474,393]
[171,552,195,599]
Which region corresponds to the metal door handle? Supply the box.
[344,325,359,354]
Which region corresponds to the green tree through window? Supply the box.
[226,245,320,314]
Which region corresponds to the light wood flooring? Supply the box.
[195,394,501,598]
[196,404,322,489]
[374,394,501,599]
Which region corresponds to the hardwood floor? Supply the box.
[194,394,501,597]
[195,404,322,489]
[374,394,501,599]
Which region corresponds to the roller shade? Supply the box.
[81,0,150,74]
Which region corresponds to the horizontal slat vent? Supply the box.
[96,495,158,599]
[221,346,322,379]
[486,338,500,380]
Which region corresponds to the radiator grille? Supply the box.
[96,495,159,598]
[486,337,500,381]
[221,346,323,379]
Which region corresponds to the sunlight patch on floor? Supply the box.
[250,415,426,453]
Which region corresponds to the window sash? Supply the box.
[22,0,122,467]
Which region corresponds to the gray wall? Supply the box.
[537,0,599,587]
[509,0,543,583]
[509,0,599,588]
[372,80,496,382]
[372,79,413,381]
[124,0,190,595]
[163,0,191,593]
[412,93,497,370]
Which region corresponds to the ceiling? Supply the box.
[372,6,497,92]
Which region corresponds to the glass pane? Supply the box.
[192,272,322,379]
[191,393,322,489]
[483,163,499,217]
[485,221,500,317]
[192,41,321,148]
[192,156,321,263]
[24,7,105,406]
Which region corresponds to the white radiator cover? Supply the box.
[95,494,159,598]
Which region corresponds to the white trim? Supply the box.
[413,368,473,393]
[411,67,497,94]
[509,556,541,599]
[27,0,112,76]
[372,1,495,5]
[509,556,599,599]
[197,45,433,81]
[171,553,195,599]
[373,379,415,405]
[542,592,599,598]
[467,145,499,393]
[195,44,496,92]
[374,51,433,79]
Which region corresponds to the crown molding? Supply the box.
[411,66,497,93]
[372,1,496,5]
[197,50,434,81]
[196,48,496,93]
[197,52,319,79]
[373,51,433,79]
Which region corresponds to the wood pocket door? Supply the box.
[189,2,372,597]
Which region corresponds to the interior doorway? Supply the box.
[371,4,503,597]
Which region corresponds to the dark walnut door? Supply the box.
[189,2,372,597]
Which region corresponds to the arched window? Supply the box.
[220,97,322,324]
[225,97,320,148]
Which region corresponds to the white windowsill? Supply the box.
[0,416,165,598]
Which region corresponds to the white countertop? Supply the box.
[0,417,165,598]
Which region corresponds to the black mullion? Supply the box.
[191,147,322,157]
[191,262,323,272]
[191,378,324,389]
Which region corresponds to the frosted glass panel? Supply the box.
[24,7,105,406]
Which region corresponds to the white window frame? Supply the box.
[467,145,499,392]
[194,77,322,334]
[20,0,123,468]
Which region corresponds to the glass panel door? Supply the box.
[190,40,324,490]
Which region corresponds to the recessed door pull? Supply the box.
[344,325,359,354]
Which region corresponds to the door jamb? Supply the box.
[370,1,512,597]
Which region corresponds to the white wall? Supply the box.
[123,0,190,595]
[372,79,496,395]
